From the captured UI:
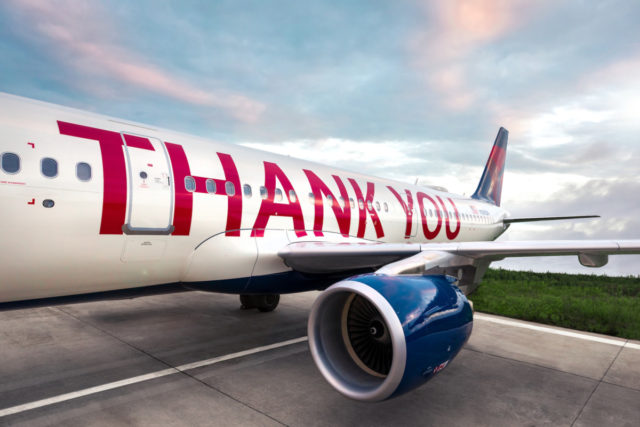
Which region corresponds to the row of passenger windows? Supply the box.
[2,152,493,224]
[420,208,491,223]
[181,178,492,223]
[1,152,92,181]
[182,177,394,212]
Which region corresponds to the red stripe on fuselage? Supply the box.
[417,192,442,240]
[58,121,127,234]
[165,142,192,236]
[304,170,351,237]
[349,179,384,239]
[252,162,306,238]
[388,187,414,239]
[191,153,243,237]
[123,134,154,150]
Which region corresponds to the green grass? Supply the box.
[470,268,640,340]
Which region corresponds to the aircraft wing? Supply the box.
[278,240,640,294]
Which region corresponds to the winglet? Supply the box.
[472,127,508,206]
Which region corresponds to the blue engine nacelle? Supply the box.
[308,274,473,401]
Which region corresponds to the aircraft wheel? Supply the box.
[256,294,280,312]
[240,294,280,312]
[240,294,254,310]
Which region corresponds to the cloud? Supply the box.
[503,178,640,240]
[496,177,640,276]
[408,0,544,111]
[241,138,425,180]
[5,0,265,122]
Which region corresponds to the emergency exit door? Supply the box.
[121,133,173,234]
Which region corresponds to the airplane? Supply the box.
[1,92,639,402]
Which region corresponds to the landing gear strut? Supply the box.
[240,294,280,312]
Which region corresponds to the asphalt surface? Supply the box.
[0,290,638,426]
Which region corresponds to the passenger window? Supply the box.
[41,158,58,178]
[358,199,364,210]
[384,202,388,212]
[1,152,20,174]
[375,201,381,211]
[244,184,252,198]
[225,181,235,196]
[327,194,333,203]
[288,189,297,202]
[185,176,196,192]
[206,179,216,193]
[76,162,92,181]
[308,192,315,203]
[260,186,268,200]
[339,196,345,207]
[275,188,283,201]
[350,198,355,209]
[367,200,373,211]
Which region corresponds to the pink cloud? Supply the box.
[409,0,544,111]
[8,0,265,122]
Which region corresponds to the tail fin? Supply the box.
[471,127,508,206]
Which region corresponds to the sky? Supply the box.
[1,0,639,275]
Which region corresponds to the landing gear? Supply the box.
[240,294,280,312]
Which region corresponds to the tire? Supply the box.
[240,294,254,309]
[256,294,280,312]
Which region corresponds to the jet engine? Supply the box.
[308,274,473,401]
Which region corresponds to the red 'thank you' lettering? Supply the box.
[304,170,350,237]
[349,179,384,239]
[252,162,306,237]
[58,121,128,234]
[58,122,156,235]
[388,187,414,239]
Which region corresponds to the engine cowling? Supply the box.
[308,274,473,401]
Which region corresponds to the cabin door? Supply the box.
[411,207,418,237]
[121,133,173,234]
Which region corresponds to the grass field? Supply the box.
[470,268,640,340]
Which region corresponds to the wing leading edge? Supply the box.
[278,240,640,294]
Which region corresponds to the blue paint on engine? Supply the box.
[349,274,473,398]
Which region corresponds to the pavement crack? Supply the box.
[54,306,289,426]
[569,343,625,427]
[173,368,289,427]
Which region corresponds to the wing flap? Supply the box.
[278,242,421,274]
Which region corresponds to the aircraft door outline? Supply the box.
[120,132,174,235]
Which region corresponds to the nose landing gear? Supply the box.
[240,294,280,312]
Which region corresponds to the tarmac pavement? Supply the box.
[0,290,638,426]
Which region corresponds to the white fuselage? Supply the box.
[0,93,507,302]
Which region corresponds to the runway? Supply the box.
[1,290,638,426]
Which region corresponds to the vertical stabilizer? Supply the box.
[471,127,508,206]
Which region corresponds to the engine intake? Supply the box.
[308,274,473,401]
